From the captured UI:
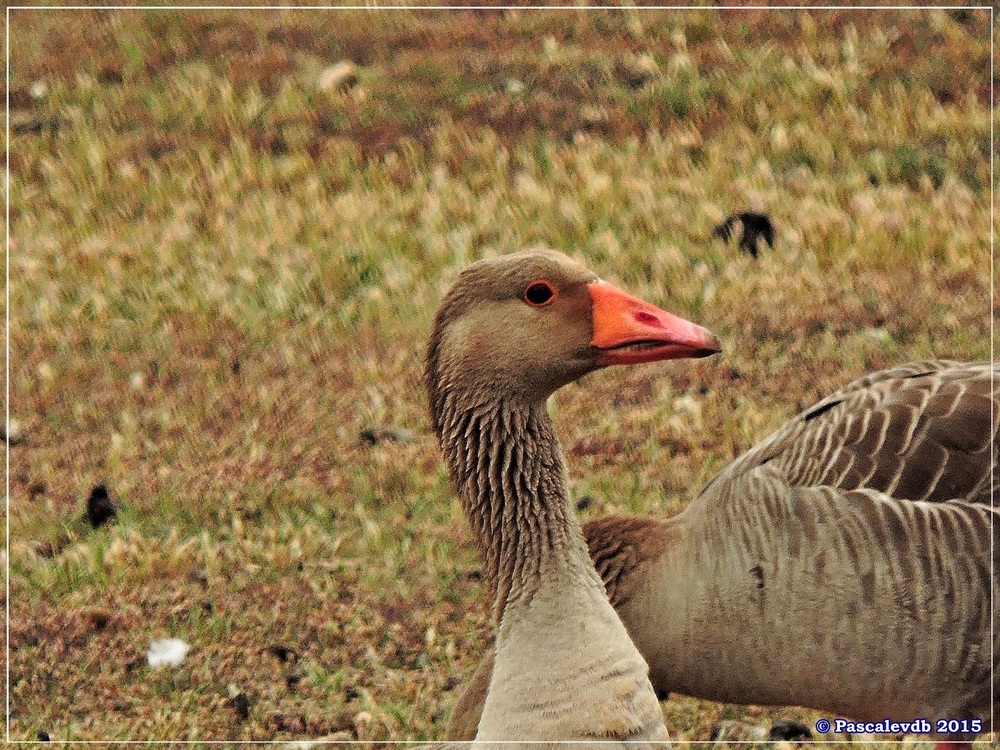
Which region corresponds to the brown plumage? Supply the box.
[447,360,997,748]
[427,249,718,746]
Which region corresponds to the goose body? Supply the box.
[448,361,998,746]
[426,250,720,746]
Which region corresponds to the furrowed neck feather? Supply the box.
[435,388,578,622]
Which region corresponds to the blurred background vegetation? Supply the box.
[6,6,993,744]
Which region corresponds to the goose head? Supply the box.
[426,249,720,425]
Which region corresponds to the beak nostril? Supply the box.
[589,279,717,363]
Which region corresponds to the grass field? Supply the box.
[6,6,994,746]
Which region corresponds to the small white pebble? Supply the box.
[5,418,23,444]
[117,160,140,180]
[129,371,145,390]
[505,77,525,95]
[771,122,789,150]
[147,637,190,668]
[30,80,48,99]
[863,327,893,345]
[317,61,358,93]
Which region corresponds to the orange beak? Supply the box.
[589,281,721,366]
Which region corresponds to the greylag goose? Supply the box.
[426,249,720,745]
[447,360,997,750]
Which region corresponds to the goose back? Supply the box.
[707,360,996,505]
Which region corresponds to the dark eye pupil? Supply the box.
[525,282,554,305]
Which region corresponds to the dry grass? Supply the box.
[6,6,993,746]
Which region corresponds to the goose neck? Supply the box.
[437,394,584,621]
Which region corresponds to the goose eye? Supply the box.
[524,280,556,307]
